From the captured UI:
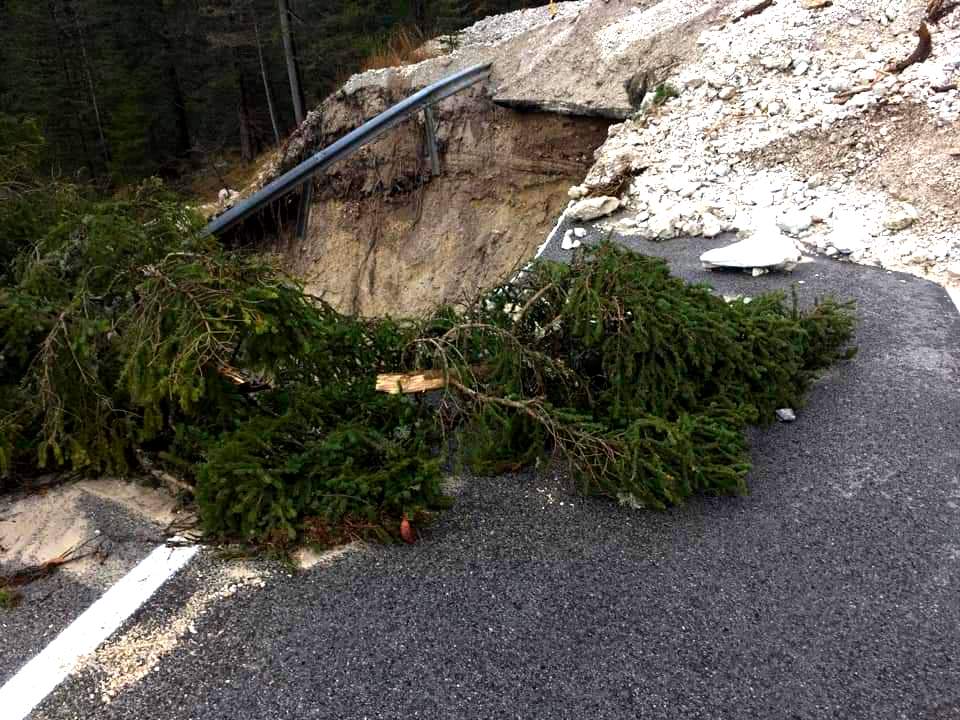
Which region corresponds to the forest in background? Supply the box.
[0,0,532,189]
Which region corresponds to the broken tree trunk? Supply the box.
[376,370,449,395]
[253,7,281,145]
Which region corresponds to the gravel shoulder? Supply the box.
[31,234,960,720]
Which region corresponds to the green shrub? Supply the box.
[652,83,680,106]
[0,127,856,542]
[196,383,444,541]
[0,586,22,609]
[414,245,855,510]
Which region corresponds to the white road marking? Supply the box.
[947,286,960,316]
[0,543,199,720]
[535,209,569,259]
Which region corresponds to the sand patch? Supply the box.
[293,542,363,570]
[87,560,268,705]
[0,479,183,577]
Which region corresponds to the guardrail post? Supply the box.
[295,181,313,240]
[423,106,440,177]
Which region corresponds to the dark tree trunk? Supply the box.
[48,1,96,176]
[168,65,192,158]
[252,8,281,145]
[71,3,111,164]
[234,48,255,163]
[414,0,427,34]
[277,0,304,125]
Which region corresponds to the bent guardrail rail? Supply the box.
[202,62,493,238]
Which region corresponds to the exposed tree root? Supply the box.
[888,23,933,74]
[734,0,774,22]
[927,0,959,23]
[624,70,650,109]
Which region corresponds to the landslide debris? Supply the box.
[562,0,960,287]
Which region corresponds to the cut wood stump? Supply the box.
[376,370,448,395]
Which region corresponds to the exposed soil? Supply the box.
[276,87,610,316]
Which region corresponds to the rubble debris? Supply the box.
[776,408,797,422]
[624,69,651,109]
[567,196,621,221]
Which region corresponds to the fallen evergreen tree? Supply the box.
[0,119,856,544]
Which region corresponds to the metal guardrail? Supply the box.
[203,62,493,238]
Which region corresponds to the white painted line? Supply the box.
[947,286,960,316]
[0,543,199,720]
[535,207,569,259]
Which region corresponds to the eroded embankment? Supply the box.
[273,86,610,317]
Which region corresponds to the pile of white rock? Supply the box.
[560,0,960,284]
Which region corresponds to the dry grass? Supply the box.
[360,26,442,72]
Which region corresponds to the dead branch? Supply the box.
[927,0,959,23]
[734,0,774,22]
[888,23,933,74]
[447,379,621,482]
[517,283,557,323]
[0,538,100,588]
[217,364,272,393]
[833,84,876,103]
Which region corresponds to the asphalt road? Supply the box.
[0,487,171,689]
[29,231,960,719]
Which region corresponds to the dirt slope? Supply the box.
[273,86,608,316]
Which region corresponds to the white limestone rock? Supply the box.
[776,408,797,422]
[700,230,802,272]
[567,196,621,221]
[884,203,920,231]
[777,210,813,236]
[809,200,834,223]
[701,212,724,238]
[218,188,240,206]
[560,229,581,251]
